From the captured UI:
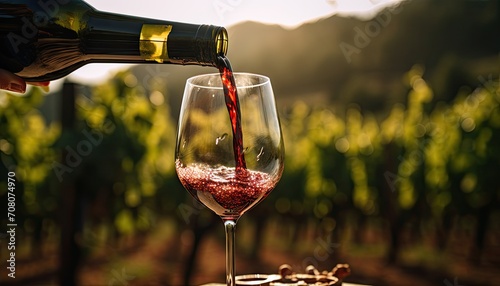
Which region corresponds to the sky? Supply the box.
[68,0,404,84]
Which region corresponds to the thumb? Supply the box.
[0,69,26,93]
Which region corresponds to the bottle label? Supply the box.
[140,24,173,63]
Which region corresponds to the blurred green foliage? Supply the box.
[0,66,498,263]
[275,65,499,217]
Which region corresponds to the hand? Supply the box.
[0,69,50,93]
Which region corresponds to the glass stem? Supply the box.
[224,219,237,286]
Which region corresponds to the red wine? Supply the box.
[217,55,246,170]
[175,162,279,218]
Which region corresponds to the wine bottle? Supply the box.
[0,0,228,82]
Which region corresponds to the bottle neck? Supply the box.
[83,10,228,67]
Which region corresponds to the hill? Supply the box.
[130,0,499,117]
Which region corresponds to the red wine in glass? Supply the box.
[177,55,278,218]
[175,163,279,219]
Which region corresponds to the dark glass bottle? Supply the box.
[0,0,228,82]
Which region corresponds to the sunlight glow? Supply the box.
[71,0,404,84]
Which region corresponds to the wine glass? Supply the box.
[175,72,284,286]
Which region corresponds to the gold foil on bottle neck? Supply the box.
[140,24,173,63]
[216,28,228,56]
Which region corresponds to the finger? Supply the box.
[0,69,26,93]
